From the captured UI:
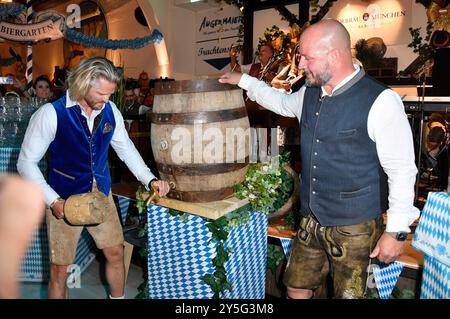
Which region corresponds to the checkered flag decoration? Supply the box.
[116,196,131,224]
[411,192,450,299]
[412,192,450,267]
[373,261,404,299]
[280,238,293,259]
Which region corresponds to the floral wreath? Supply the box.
[257,25,291,59]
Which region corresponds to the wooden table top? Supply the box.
[112,182,249,220]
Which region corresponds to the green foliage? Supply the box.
[134,186,148,299]
[258,25,291,58]
[134,181,271,299]
[367,286,416,299]
[135,280,148,299]
[167,209,189,222]
[266,243,285,275]
[201,203,259,299]
[202,216,232,299]
[235,153,293,215]
[391,287,416,299]
[408,22,435,65]
[284,211,296,229]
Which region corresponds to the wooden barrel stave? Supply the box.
[151,79,249,202]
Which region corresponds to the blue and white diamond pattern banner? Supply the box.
[0,147,46,173]
[147,205,216,299]
[266,235,293,260]
[222,211,268,299]
[373,262,404,299]
[412,192,450,267]
[420,255,450,299]
[18,225,97,282]
[116,196,131,224]
[280,238,293,259]
[147,204,267,299]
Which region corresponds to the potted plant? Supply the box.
[234,152,299,220]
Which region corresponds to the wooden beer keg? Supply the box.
[151,79,250,202]
[64,191,108,225]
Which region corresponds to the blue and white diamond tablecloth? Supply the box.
[412,192,450,298]
[0,147,47,174]
[412,192,450,266]
[1,146,97,282]
[147,204,268,299]
[420,255,450,298]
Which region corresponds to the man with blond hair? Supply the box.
[17,57,170,299]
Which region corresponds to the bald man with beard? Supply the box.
[219,19,419,299]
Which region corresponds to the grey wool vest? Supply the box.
[300,70,388,226]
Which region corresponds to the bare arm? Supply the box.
[271,65,290,89]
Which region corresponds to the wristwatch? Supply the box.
[386,231,409,241]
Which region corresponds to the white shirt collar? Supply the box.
[65,90,105,118]
[65,90,78,108]
[321,64,360,97]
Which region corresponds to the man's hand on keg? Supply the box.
[219,72,243,85]
[151,180,170,197]
[51,198,65,219]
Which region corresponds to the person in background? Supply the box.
[136,71,150,105]
[17,57,170,299]
[141,79,155,108]
[271,43,304,94]
[219,19,419,299]
[230,43,283,161]
[14,61,27,94]
[52,66,67,99]
[123,82,151,120]
[422,125,449,190]
[0,174,45,299]
[6,73,29,97]
[270,43,304,171]
[8,75,52,101]
[32,75,53,102]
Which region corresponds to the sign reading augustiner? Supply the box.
[195,6,242,76]
[0,19,63,42]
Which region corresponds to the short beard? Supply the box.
[85,96,102,110]
[305,69,332,87]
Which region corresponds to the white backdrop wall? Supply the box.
[25,0,430,81]
[251,0,428,73]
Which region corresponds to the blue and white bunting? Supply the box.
[116,196,131,224]
[373,262,404,299]
[279,238,293,259]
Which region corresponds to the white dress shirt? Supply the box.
[239,66,420,233]
[17,91,156,206]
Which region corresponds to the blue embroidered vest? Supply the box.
[48,93,116,199]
